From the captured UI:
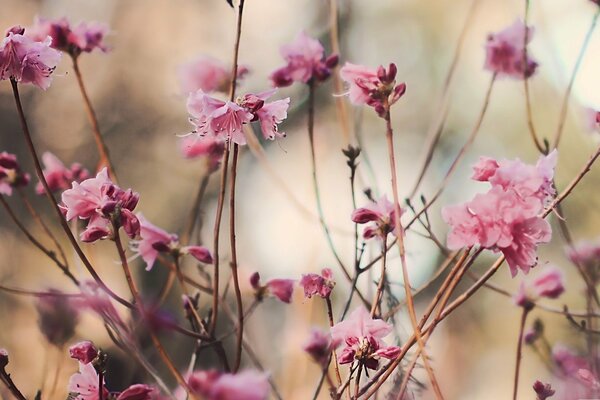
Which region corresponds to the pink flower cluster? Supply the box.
[484,19,538,79]
[340,62,406,116]
[187,89,289,145]
[178,55,248,94]
[331,307,400,370]
[352,195,401,241]
[0,152,30,196]
[513,267,565,309]
[270,31,338,87]
[0,26,62,89]
[250,272,295,303]
[132,213,213,270]
[300,268,335,299]
[29,17,109,56]
[61,168,140,242]
[443,151,557,277]
[185,369,269,400]
[37,152,90,194]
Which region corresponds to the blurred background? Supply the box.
[1,0,600,398]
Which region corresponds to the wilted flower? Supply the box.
[0,25,62,89]
[331,307,400,370]
[0,152,30,196]
[37,151,89,194]
[299,268,335,299]
[484,19,538,79]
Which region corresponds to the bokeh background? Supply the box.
[1,0,600,398]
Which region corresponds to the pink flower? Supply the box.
[61,168,140,242]
[567,238,600,269]
[242,90,290,140]
[513,267,565,308]
[339,62,406,116]
[0,152,30,196]
[37,151,89,194]
[178,55,248,94]
[181,245,213,264]
[117,384,155,400]
[179,136,225,173]
[250,272,295,303]
[553,345,591,377]
[351,195,401,240]
[35,290,79,347]
[270,31,338,87]
[583,107,600,134]
[132,214,178,271]
[533,380,555,400]
[0,26,62,89]
[29,17,109,55]
[484,19,538,79]
[68,362,108,400]
[186,370,269,400]
[299,268,335,299]
[69,341,98,365]
[331,307,400,370]
[471,156,500,181]
[303,328,338,366]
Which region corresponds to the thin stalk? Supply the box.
[71,55,117,179]
[326,297,343,389]
[328,0,351,143]
[512,308,530,400]
[370,239,387,317]
[98,369,104,400]
[181,173,210,246]
[0,370,27,400]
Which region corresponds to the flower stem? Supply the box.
[370,239,387,318]
[181,172,210,246]
[512,308,529,400]
[326,297,343,389]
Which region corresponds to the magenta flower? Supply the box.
[250,272,295,303]
[330,307,400,370]
[186,369,270,400]
[68,362,108,400]
[61,168,140,242]
[178,55,248,94]
[514,267,565,309]
[0,26,62,89]
[484,19,538,79]
[340,62,406,116]
[179,135,225,173]
[303,328,339,367]
[270,31,338,87]
[29,17,109,56]
[116,384,155,400]
[351,195,401,241]
[0,152,30,196]
[37,151,89,194]
[69,341,98,365]
[533,380,555,400]
[299,268,335,299]
[35,290,79,347]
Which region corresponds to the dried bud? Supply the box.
[533,380,555,399]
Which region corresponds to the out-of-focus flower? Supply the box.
[0,152,30,196]
[352,195,401,241]
[178,55,248,94]
[76,280,125,329]
[69,341,98,365]
[37,151,89,194]
[179,136,225,173]
[551,345,598,399]
[181,245,213,264]
[443,152,557,277]
[514,267,565,309]
[29,17,109,56]
[533,380,555,400]
[299,268,335,299]
[523,319,544,345]
[331,307,400,370]
[61,168,140,242]
[270,31,338,87]
[303,328,338,367]
[250,272,295,303]
[340,62,406,117]
[566,238,600,283]
[186,369,269,400]
[0,25,62,89]
[116,384,155,400]
[583,107,600,134]
[35,290,80,347]
[68,362,108,400]
[484,19,538,79]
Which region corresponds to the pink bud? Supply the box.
[266,279,295,303]
[6,26,25,36]
[386,63,397,83]
[183,245,213,264]
[532,380,555,399]
[116,384,154,400]
[69,341,98,364]
[325,54,339,68]
[250,272,261,290]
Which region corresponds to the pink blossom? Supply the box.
[352,195,401,240]
[331,307,400,370]
[270,31,338,87]
[186,370,269,400]
[250,272,294,303]
[303,328,338,366]
[117,384,155,400]
[583,107,600,133]
[68,362,108,400]
[181,245,213,264]
[61,168,140,242]
[178,55,248,94]
[132,214,178,271]
[37,151,89,194]
[553,345,591,377]
[484,19,538,79]
[471,156,499,181]
[299,268,335,299]
[0,26,62,89]
[242,90,290,140]
[566,238,600,270]
[0,152,30,196]
[513,267,565,308]
[69,341,98,365]
[339,62,406,116]
[179,135,225,173]
[533,380,555,400]
[29,17,109,55]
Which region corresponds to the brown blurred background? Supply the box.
[1,0,600,398]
